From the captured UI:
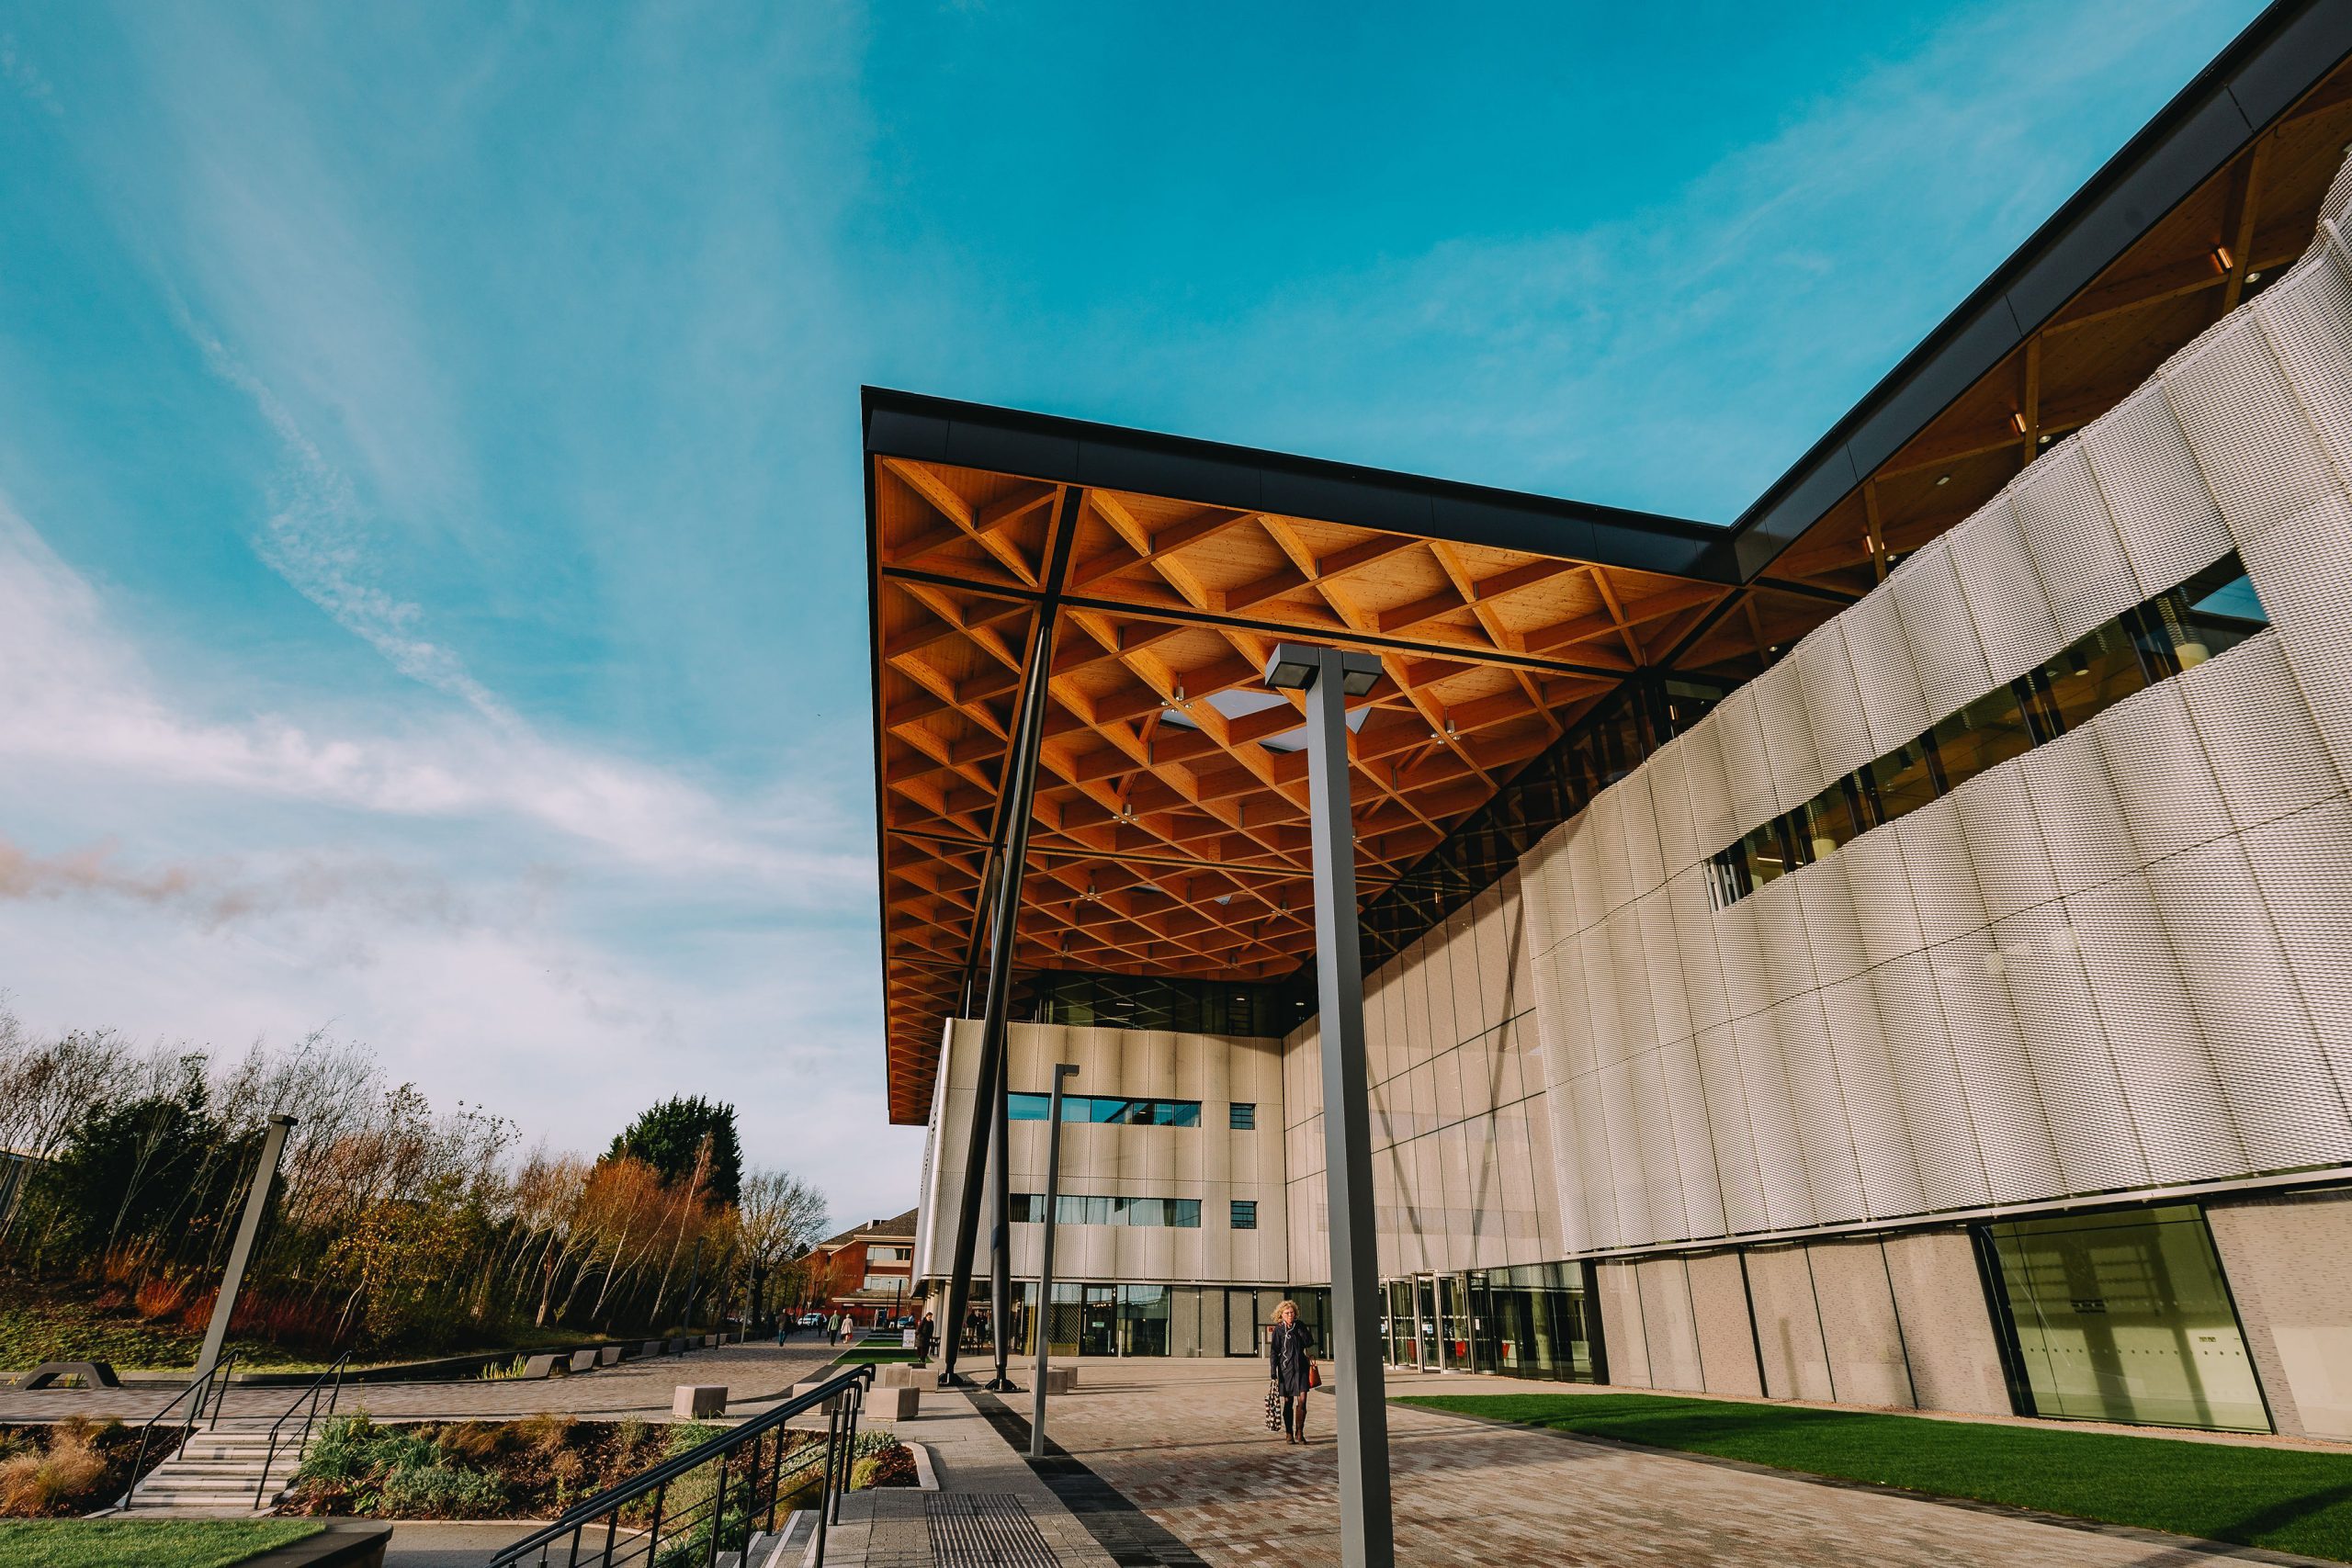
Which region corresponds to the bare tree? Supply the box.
[736,1168,829,1330]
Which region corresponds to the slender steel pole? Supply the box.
[1031,1063,1077,1457]
[986,1042,1014,1391]
[939,614,1054,1387]
[1269,644,1394,1568]
[195,1114,294,1382]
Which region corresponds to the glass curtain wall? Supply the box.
[1980,1204,2267,1432]
[1465,1264,1601,1382]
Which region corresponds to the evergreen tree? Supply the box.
[605,1096,742,1204]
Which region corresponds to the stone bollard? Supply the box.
[673,1385,727,1419]
[866,1386,921,1420]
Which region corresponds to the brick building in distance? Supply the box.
[801,1209,918,1327]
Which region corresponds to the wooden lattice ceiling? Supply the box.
[870,463,1737,1121]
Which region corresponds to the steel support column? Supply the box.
[195,1114,295,1382]
[1031,1061,1077,1455]
[1265,643,1393,1568]
[937,490,1080,1389]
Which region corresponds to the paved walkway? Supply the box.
[1009,1358,2337,1567]
[0,1338,842,1424]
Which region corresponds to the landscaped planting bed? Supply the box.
[0,1419,172,1517]
[1397,1390,2352,1562]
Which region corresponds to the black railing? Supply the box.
[487,1361,876,1568]
[120,1352,239,1510]
[254,1351,349,1509]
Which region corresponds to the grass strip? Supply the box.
[0,1519,322,1568]
[1397,1391,2352,1562]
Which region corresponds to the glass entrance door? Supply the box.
[1080,1284,1118,1358]
[1414,1275,1442,1370]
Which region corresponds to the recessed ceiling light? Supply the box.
[2247,270,2263,283]
[1935,474,1951,487]
[2009,412,2029,435]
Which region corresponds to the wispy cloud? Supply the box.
[0,831,463,932]
[0,30,62,118]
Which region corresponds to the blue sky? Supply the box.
[0,0,2263,1224]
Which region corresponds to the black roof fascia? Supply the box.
[1726,0,2352,581]
[863,387,1742,584]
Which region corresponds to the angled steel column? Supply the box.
[195,1113,295,1382]
[1264,643,1392,1568]
[986,1025,1015,1390]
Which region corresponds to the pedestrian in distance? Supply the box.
[1267,1299,1319,1444]
[914,1311,937,1363]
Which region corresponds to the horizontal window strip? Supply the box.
[1007,1093,1200,1126]
[1707,552,2267,910]
[1008,1193,1203,1228]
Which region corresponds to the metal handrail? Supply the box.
[254,1351,351,1508]
[488,1360,876,1568]
[120,1351,240,1510]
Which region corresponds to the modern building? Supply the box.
[877,2,2352,1438]
[802,1210,919,1327]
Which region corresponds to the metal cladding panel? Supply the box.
[2079,382,2234,601]
[1629,1048,1687,1242]
[1795,851,1868,992]
[2093,682,2234,865]
[1928,927,2066,1205]
[1648,738,1702,875]
[1521,829,1571,955]
[1777,994,1867,1227]
[1843,825,1927,970]
[2146,833,2352,1170]
[1566,815,1609,936]
[1894,795,1990,948]
[1751,875,1818,1009]
[1716,685,1781,836]
[1891,540,1994,726]
[1566,1066,1620,1250]
[1948,765,2061,923]
[2179,633,2346,833]
[1590,787,1638,918]
[1844,587,1932,754]
[1948,498,2066,691]
[1668,866,1733,1032]
[2254,249,2352,483]
[1639,890,1694,1048]
[1570,927,1617,1077]
[1796,622,1876,785]
[1818,970,1925,1219]
[1604,908,1660,1063]
[2020,729,2141,898]
[1754,659,1826,816]
[1597,1056,1651,1246]
[1623,772,1668,899]
[2242,495,2352,784]
[1659,1033,1727,1239]
[2244,798,2352,1115]
[1871,950,1993,1211]
[1680,720,1738,852]
[2064,874,2249,1185]
[1713,890,1773,1026]
[1991,904,2151,1195]
[1697,1021,1769,1233]
[2326,152,2352,228]
[1734,1010,1816,1231]
[2164,314,2339,547]
[2008,442,2141,644]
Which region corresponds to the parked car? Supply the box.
[798,1311,824,1329]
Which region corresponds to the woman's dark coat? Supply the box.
[1268,1320,1316,1397]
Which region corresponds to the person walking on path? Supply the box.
[1267,1300,1317,1445]
[914,1312,936,1363]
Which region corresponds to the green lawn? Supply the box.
[1397,1391,2352,1562]
[0,1520,321,1568]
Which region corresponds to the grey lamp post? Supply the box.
[1262,643,1393,1568]
[195,1114,295,1382]
[1031,1062,1078,1458]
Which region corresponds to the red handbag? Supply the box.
[1307,1359,1322,1389]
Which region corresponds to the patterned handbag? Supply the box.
[1264,1378,1283,1431]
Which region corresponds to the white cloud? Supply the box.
[0,495,866,894]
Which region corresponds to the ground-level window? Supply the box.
[1230,1200,1257,1230]
[1977,1203,2267,1432]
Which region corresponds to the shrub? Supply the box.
[379,1461,504,1517]
[0,1425,108,1517]
[132,1276,192,1322]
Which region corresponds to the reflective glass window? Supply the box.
[1860,737,1941,827]
[1932,685,2035,788]
[2034,621,2153,738]
[1737,819,1792,889]
[1170,1199,1201,1228]
[1230,1200,1258,1230]
[2150,551,2267,669]
[1229,1102,1257,1131]
[1791,783,1864,861]
[1009,1093,1051,1121]
[1983,1204,2267,1432]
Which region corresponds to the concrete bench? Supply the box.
[1040,1367,1076,1395]
[520,1354,567,1379]
[599,1346,625,1367]
[13,1361,120,1390]
[639,1339,666,1359]
[669,1337,691,1355]
[568,1349,600,1374]
[673,1384,727,1419]
[874,1364,927,1389]
[866,1386,920,1420]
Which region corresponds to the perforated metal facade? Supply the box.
[1526,156,2352,1255]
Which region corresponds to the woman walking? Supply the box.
[1267,1300,1317,1444]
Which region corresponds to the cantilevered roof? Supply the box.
[865,0,2352,1124]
